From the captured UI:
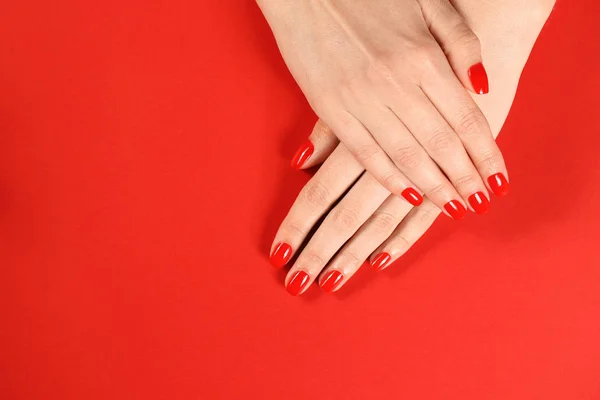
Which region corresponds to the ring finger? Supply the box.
[284,172,391,296]
[318,192,413,292]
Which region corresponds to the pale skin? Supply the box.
[270,0,557,295]
[257,0,510,216]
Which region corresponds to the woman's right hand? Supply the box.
[258,0,506,219]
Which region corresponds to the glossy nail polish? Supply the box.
[371,252,392,272]
[270,242,292,269]
[444,200,467,220]
[320,270,344,293]
[402,188,424,207]
[488,173,510,197]
[468,62,489,95]
[468,192,490,215]
[286,271,310,296]
[290,140,314,170]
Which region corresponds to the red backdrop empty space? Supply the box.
[0,0,598,399]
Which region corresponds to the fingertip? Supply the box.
[290,140,314,170]
[286,270,310,296]
[401,188,424,207]
[270,242,293,269]
[320,270,344,293]
[370,252,392,272]
[468,62,489,95]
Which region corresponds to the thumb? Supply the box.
[420,0,489,95]
[290,119,339,170]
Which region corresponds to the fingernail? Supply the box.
[290,140,314,170]
[371,252,392,272]
[401,188,423,207]
[468,192,490,215]
[320,270,344,293]
[270,242,292,269]
[286,271,310,296]
[444,200,467,220]
[468,62,489,95]
[488,173,510,197]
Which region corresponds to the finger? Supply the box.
[391,86,491,214]
[419,0,489,94]
[421,60,510,198]
[291,120,339,170]
[285,173,390,296]
[355,102,469,218]
[270,144,363,269]
[369,198,441,271]
[325,109,424,206]
[318,193,413,292]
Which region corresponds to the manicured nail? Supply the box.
[320,270,344,293]
[286,271,310,296]
[290,140,314,170]
[371,252,392,272]
[270,242,292,269]
[444,200,467,220]
[401,188,423,207]
[468,62,489,95]
[488,173,510,197]
[468,192,490,215]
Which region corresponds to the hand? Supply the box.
[258,0,505,219]
[269,0,556,295]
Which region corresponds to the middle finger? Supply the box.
[284,172,390,296]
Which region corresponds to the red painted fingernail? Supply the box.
[320,270,344,293]
[270,242,292,269]
[286,271,310,296]
[468,192,490,215]
[291,140,314,170]
[488,173,510,197]
[444,200,467,220]
[401,188,423,206]
[371,252,392,272]
[468,62,489,95]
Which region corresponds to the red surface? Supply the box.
[0,1,599,399]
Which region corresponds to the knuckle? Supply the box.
[426,129,458,153]
[368,58,396,83]
[381,171,402,193]
[330,206,360,233]
[450,23,481,50]
[286,220,307,237]
[412,41,443,73]
[392,146,422,169]
[338,76,364,103]
[476,153,502,172]
[371,211,398,233]
[425,183,446,198]
[456,108,487,137]
[301,180,330,209]
[353,144,381,164]
[454,173,478,190]
[341,250,363,268]
[413,41,439,63]
[393,234,412,254]
[302,252,326,268]
[418,205,440,225]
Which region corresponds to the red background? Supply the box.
[1,1,599,399]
